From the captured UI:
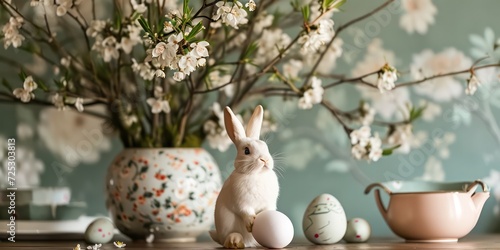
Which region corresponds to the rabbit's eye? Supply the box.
[244,147,250,155]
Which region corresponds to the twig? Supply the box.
[0,92,109,120]
[324,70,380,89]
[395,63,500,88]
[302,0,395,88]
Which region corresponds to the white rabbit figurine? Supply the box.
[209,105,280,249]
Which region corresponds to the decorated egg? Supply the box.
[343,218,371,243]
[302,193,347,245]
[252,210,294,249]
[85,218,115,244]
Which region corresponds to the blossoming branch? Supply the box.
[1,0,499,162]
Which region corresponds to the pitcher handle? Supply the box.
[364,183,392,221]
[466,180,489,196]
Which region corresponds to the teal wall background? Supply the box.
[1,0,500,238]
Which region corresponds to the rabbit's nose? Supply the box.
[259,158,267,164]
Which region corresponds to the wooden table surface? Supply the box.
[1,234,500,249]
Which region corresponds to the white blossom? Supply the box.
[123,114,138,127]
[465,74,481,95]
[298,77,324,110]
[353,39,410,120]
[120,23,142,54]
[86,243,102,250]
[51,93,66,110]
[213,1,248,29]
[400,0,437,35]
[131,0,147,13]
[411,48,472,102]
[56,0,73,16]
[102,36,120,62]
[2,17,25,49]
[360,103,376,126]
[155,69,166,78]
[146,86,170,114]
[13,88,34,103]
[387,124,413,154]
[283,59,303,80]
[163,21,174,33]
[209,70,233,97]
[60,56,71,68]
[131,59,155,81]
[420,100,442,122]
[377,64,398,93]
[245,0,256,11]
[350,126,383,162]
[13,76,37,103]
[113,241,126,248]
[173,71,185,81]
[92,36,120,62]
[254,28,291,65]
[86,20,106,37]
[74,97,84,112]
[253,12,273,34]
[298,19,335,54]
[203,102,240,152]
[190,41,209,58]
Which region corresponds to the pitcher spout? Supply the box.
[471,192,489,213]
[466,180,490,215]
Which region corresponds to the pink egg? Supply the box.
[252,210,294,249]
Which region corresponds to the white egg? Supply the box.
[344,218,371,243]
[252,210,294,249]
[302,193,347,245]
[84,218,115,244]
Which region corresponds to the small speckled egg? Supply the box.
[343,218,371,243]
[303,194,347,245]
[252,210,294,249]
[85,218,115,244]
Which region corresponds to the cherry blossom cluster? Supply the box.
[149,32,209,81]
[88,20,143,62]
[2,17,24,49]
[350,126,383,162]
[299,19,335,54]
[377,63,398,93]
[212,1,249,29]
[298,77,324,109]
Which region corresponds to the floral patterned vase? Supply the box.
[106,148,222,242]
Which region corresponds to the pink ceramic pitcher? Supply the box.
[365,180,489,242]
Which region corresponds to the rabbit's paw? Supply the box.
[244,215,256,232]
[223,232,245,249]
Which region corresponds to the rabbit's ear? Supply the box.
[224,106,246,144]
[245,105,264,140]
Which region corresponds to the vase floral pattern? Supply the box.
[106,148,222,241]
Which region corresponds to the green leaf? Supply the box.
[301,5,310,22]
[138,16,153,35]
[18,70,27,82]
[382,144,401,156]
[2,79,13,92]
[183,0,190,18]
[322,0,346,12]
[144,191,153,198]
[140,166,149,173]
[37,79,49,92]
[409,106,426,122]
[243,42,258,59]
[185,22,204,43]
[382,149,393,156]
